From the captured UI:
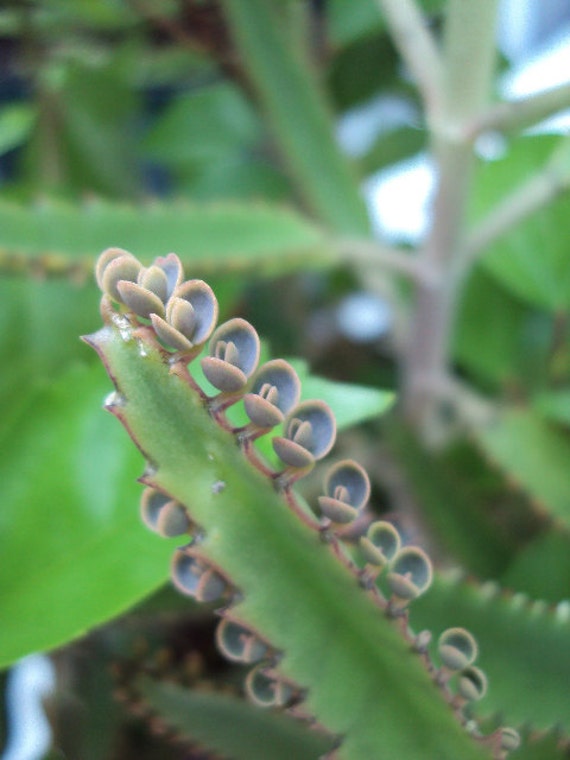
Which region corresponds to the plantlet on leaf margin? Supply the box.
[85,248,521,760]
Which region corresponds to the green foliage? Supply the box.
[0,199,329,277]
[473,136,570,311]
[2,1,570,758]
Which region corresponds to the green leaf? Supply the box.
[144,82,260,167]
[509,730,569,760]
[477,408,570,526]
[472,136,570,310]
[86,318,490,760]
[414,574,570,732]
[533,388,570,426]
[386,423,517,577]
[139,678,334,760]
[0,363,175,669]
[501,529,570,604]
[294,359,394,428]
[0,104,36,156]
[0,198,330,277]
[454,269,535,387]
[0,277,99,411]
[222,0,370,235]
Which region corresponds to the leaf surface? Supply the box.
[477,409,570,526]
[0,199,329,277]
[0,363,174,669]
[85,318,491,760]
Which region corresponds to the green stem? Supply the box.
[402,0,499,439]
[469,81,570,136]
[463,135,570,270]
[334,238,424,281]
[376,0,443,115]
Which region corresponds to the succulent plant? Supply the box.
[85,248,520,760]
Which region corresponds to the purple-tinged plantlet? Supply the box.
[273,400,336,470]
[201,318,260,393]
[360,520,401,569]
[318,459,370,524]
[243,359,301,430]
[110,252,184,320]
[216,617,269,664]
[457,665,488,703]
[386,546,433,609]
[497,728,521,754]
[140,487,191,538]
[96,247,142,303]
[245,665,295,708]
[151,279,218,354]
[171,549,229,603]
[438,627,479,671]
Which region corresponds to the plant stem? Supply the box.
[334,238,424,281]
[469,81,570,137]
[462,135,570,270]
[402,0,499,438]
[376,0,443,115]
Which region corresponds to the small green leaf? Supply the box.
[0,103,36,156]
[477,408,570,526]
[293,358,394,428]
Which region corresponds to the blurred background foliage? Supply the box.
[1,1,570,758]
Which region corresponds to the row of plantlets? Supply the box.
[86,248,520,760]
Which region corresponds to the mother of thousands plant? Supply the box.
[3,0,570,758]
[85,247,519,760]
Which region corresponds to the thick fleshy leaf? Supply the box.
[414,574,570,732]
[85,319,491,760]
[138,678,334,760]
[0,363,175,669]
[501,529,570,605]
[0,199,329,278]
